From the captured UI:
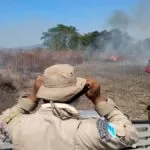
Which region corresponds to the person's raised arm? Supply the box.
[86,79,138,145]
[0,76,43,127]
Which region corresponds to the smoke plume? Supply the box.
[108,0,150,40]
[101,0,150,65]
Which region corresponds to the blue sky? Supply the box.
[0,0,138,47]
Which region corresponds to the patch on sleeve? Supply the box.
[96,118,116,140]
[107,123,116,138]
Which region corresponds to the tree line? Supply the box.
[41,24,150,52]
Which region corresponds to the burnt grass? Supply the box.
[0,61,149,120]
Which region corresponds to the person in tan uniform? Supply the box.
[0,64,138,150]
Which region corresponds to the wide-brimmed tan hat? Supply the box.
[37,64,86,102]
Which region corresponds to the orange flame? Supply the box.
[111,55,119,62]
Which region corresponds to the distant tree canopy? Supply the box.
[41,24,79,50]
[41,24,107,50]
[41,24,147,51]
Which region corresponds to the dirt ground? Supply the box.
[75,61,150,120]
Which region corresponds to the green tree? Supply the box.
[41,24,79,50]
[79,31,101,50]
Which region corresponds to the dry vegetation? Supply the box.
[76,62,150,120]
[0,75,18,112]
[0,50,149,120]
[0,50,85,112]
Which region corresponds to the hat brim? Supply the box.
[37,77,87,102]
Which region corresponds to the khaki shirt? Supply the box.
[0,97,138,150]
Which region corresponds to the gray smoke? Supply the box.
[103,0,150,65]
[108,0,150,40]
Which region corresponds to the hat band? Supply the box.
[43,76,77,88]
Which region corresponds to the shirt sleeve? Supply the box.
[0,96,37,143]
[76,98,139,150]
[95,98,139,145]
[0,96,37,124]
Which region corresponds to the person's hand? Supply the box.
[29,76,44,103]
[33,76,44,95]
[85,78,106,105]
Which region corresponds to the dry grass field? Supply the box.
[76,61,150,120]
[0,59,149,120]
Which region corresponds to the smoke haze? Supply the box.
[108,0,150,40]
[100,0,150,65]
